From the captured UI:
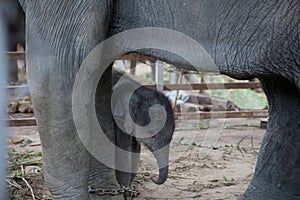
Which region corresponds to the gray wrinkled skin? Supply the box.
[20,0,300,199]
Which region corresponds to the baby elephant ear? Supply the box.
[123,113,134,135]
[112,100,125,118]
[113,100,135,135]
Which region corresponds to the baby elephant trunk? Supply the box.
[151,146,170,185]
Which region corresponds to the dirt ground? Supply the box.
[135,118,264,200]
[7,117,265,200]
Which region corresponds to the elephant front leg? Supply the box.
[240,77,300,200]
[33,96,92,199]
[31,67,122,199]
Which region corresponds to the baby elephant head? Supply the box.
[112,71,175,185]
[128,86,175,185]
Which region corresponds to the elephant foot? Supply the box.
[46,181,89,200]
[238,181,300,200]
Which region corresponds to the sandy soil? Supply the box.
[7,118,265,200]
[135,118,264,199]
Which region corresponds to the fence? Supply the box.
[5,52,268,126]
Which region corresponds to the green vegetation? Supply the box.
[224,89,267,109]
[7,150,49,200]
[207,75,267,110]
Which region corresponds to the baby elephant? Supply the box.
[111,70,175,188]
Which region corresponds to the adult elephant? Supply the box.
[1,0,25,83]
[20,1,300,200]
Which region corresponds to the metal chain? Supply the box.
[123,185,140,198]
[88,185,139,198]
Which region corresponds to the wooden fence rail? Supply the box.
[7,110,268,127]
[175,110,268,120]
[6,51,25,60]
[145,82,261,90]
[5,51,267,127]
[6,82,261,94]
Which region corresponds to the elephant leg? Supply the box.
[7,60,18,83]
[112,70,141,188]
[31,88,91,199]
[7,43,19,83]
[89,67,124,200]
[24,44,91,198]
[89,157,124,200]
[240,77,300,200]
[115,128,141,187]
[23,1,121,198]
[115,130,141,200]
[130,139,141,184]
[26,54,122,200]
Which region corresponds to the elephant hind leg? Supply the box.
[240,77,300,200]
